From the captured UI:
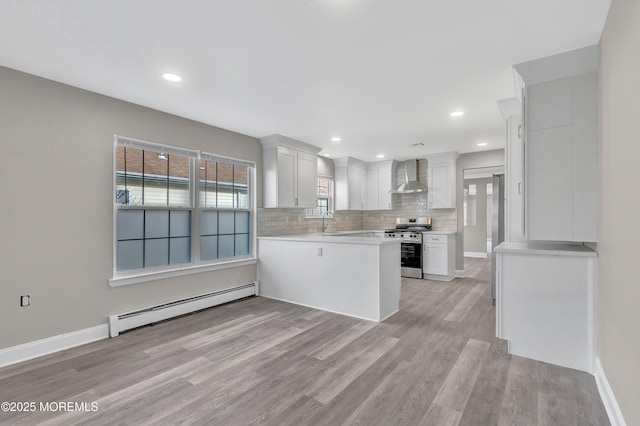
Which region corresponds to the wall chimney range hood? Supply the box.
[389,160,427,194]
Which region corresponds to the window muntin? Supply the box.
[114,136,255,276]
[198,160,249,209]
[116,146,191,207]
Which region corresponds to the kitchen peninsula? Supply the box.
[257,234,400,322]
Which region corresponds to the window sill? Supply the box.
[109,257,257,287]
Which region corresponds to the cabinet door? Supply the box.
[348,167,363,209]
[378,167,393,210]
[424,243,447,275]
[365,169,379,210]
[428,162,452,209]
[526,126,573,241]
[296,151,318,208]
[276,147,297,208]
[506,115,525,242]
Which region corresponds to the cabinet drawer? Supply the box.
[424,235,447,243]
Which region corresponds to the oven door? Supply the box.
[400,242,422,278]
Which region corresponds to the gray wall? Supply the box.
[463,177,492,254]
[598,1,640,424]
[456,150,504,271]
[0,66,262,349]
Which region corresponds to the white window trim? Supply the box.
[108,257,257,287]
[305,174,334,219]
[112,135,257,285]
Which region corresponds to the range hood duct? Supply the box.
[389,160,427,194]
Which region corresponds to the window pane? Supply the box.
[235,212,250,234]
[201,211,218,235]
[217,187,233,209]
[117,240,144,271]
[145,210,169,238]
[170,211,190,237]
[219,211,235,234]
[235,234,249,256]
[317,177,330,197]
[117,210,144,240]
[234,165,249,209]
[143,150,169,206]
[201,235,218,260]
[145,238,169,267]
[116,146,143,206]
[170,237,191,264]
[219,235,234,258]
[199,160,217,208]
[168,154,190,207]
[217,163,234,208]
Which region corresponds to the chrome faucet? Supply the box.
[322,211,336,233]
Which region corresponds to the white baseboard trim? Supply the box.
[464,252,488,258]
[259,295,380,323]
[595,358,627,426]
[455,269,465,278]
[380,309,400,322]
[0,324,109,369]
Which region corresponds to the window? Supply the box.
[306,176,333,217]
[114,136,255,278]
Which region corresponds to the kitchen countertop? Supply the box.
[494,241,598,257]
[257,233,399,246]
[422,230,457,235]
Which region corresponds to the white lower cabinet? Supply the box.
[495,242,597,373]
[422,233,455,281]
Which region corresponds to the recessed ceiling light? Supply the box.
[377,154,385,158]
[477,142,488,147]
[450,111,464,117]
[162,73,182,83]
[323,153,331,157]
[331,137,341,142]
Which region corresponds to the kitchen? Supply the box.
[0,1,637,425]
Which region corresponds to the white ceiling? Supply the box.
[0,0,610,162]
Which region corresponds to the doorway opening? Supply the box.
[463,166,504,258]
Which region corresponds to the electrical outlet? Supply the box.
[20,294,31,307]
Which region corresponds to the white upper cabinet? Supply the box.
[513,45,598,242]
[497,97,524,243]
[260,134,322,208]
[377,165,395,210]
[296,150,319,208]
[335,157,367,210]
[426,152,459,209]
[365,169,379,210]
[335,158,396,211]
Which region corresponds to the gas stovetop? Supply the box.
[384,217,432,242]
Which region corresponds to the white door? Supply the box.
[366,169,378,210]
[429,163,451,208]
[348,168,362,209]
[296,152,318,208]
[378,168,392,210]
[424,244,447,275]
[276,147,296,208]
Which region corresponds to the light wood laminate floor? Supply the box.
[0,257,609,425]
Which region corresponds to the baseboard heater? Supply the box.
[108,282,257,337]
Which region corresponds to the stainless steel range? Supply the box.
[384,217,432,278]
